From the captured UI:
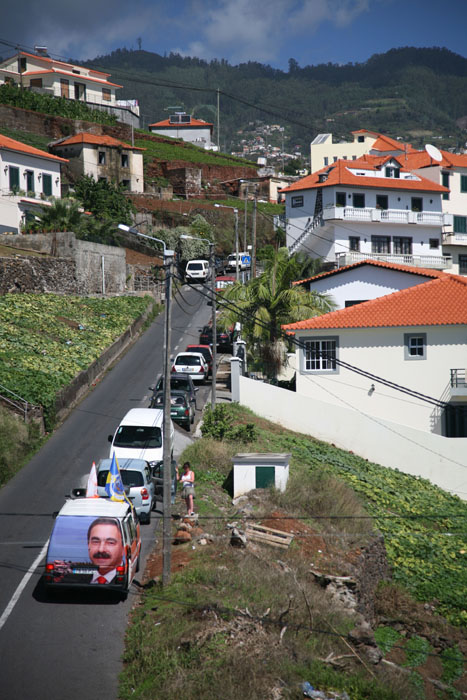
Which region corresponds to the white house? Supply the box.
[0,50,123,109]
[282,274,467,438]
[50,133,145,193]
[281,154,453,272]
[0,133,67,233]
[293,258,446,309]
[149,113,214,149]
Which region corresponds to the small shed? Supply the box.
[232,453,291,499]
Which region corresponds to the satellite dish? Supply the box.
[425,144,442,162]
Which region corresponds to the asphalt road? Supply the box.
[0,284,212,700]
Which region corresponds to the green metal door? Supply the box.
[255,466,275,489]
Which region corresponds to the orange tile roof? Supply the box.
[292,259,447,286]
[149,117,213,129]
[0,133,68,162]
[281,157,449,194]
[54,133,145,151]
[370,134,407,152]
[403,149,467,170]
[18,51,111,77]
[283,275,467,331]
[22,68,122,88]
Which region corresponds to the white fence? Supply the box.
[239,376,467,500]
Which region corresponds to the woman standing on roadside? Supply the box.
[177,461,195,515]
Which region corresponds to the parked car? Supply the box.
[199,324,231,350]
[185,259,209,283]
[151,372,198,410]
[108,408,175,463]
[172,351,208,383]
[185,344,213,375]
[150,390,195,431]
[96,458,155,523]
[43,498,141,597]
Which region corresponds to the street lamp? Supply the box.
[118,223,174,586]
[214,204,239,281]
[180,234,217,410]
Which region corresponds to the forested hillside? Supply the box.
[83,46,467,154]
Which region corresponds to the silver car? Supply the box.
[96,458,155,524]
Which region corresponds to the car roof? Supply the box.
[186,259,208,265]
[175,352,205,360]
[117,408,164,427]
[186,344,212,351]
[97,458,148,472]
[57,498,131,518]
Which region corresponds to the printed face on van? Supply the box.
[88,518,124,574]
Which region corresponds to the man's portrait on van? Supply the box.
[87,517,124,584]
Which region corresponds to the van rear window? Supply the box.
[187,263,203,270]
[97,470,144,487]
[114,426,162,448]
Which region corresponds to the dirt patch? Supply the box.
[125,247,161,266]
[144,542,193,580]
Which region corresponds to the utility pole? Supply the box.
[243,185,248,252]
[252,189,258,279]
[162,249,174,586]
[210,242,217,410]
[217,88,220,151]
[234,208,239,282]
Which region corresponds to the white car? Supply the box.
[172,352,208,383]
[185,259,209,283]
[108,408,175,463]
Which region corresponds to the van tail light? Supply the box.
[116,564,126,583]
[45,563,54,572]
[184,408,189,417]
[141,487,149,501]
[171,365,176,373]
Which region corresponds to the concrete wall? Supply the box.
[1,232,126,293]
[239,376,467,500]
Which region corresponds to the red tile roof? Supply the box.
[283,274,467,331]
[292,259,447,286]
[54,133,145,151]
[403,149,467,170]
[149,117,213,129]
[17,51,111,77]
[0,133,68,162]
[281,157,449,194]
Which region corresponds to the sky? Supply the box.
[1,0,466,71]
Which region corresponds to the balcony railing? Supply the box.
[335,251,452,270]
[323,205,452,227]
[450,369,467,399]
[443,232,467,245]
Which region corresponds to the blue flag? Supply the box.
[105,453,130,504]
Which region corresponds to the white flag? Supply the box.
[86,461,99,498]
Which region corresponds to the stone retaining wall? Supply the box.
[0,256,79,294]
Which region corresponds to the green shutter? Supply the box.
[42,174,52,197]
[454,216,467,234]
[9,166,19,191]
[461,175,467,193]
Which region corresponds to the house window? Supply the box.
[442,172,450,200]
[304,337,338,372]
[349,236,360,251]
[25,170,34,194]
[9,166,19,191]
[459,255,467,274]
[352,155,357,160]
[42,173,52,197]
[323,157,328,166]
[74,82,86,100]
[333,156,338,162]
[460,175,467,193]
[121,179,131,189]
[411,197,423,212]
[60,79,69,98]
[345,300,367,307]
[102,87,111,101]
[98,151,106,165]
[30,78,42,88]
[393,237,412,255]
[291,195,303,208]
[453,216,467,233]
[121,153,129,168]
[444,403,467,438]
[429,238,439,249]
[385,167,400,178]
[358,135,364,143]
[352,193,365,208]
[371,236,391,254]
[336,191,346,207]
[18,56,27,73]
[376,194,388,210]
[404,333,426,360]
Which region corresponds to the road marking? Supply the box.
[0,539,49,632]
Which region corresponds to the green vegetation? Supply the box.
[134,134,256,170]
[0,125,51,151]
[0,293,154,429]
[0,408,44,487]
[0,83,117,125]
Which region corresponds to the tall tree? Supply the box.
[220,247,334,379]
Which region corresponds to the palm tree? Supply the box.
[25,198,84,233]
[220,247,335,379]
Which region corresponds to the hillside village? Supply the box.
[0,44,466,700]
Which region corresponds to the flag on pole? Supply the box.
[86,461,99,498]
[105,453,130,504]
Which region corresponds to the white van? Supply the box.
[226,252,250,272]
[185,259,209,283]
[108,408,175,464]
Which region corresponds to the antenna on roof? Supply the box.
[425,144,442,163]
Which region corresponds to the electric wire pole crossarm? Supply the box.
[117,223,174,586]
[180,234,217,410]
